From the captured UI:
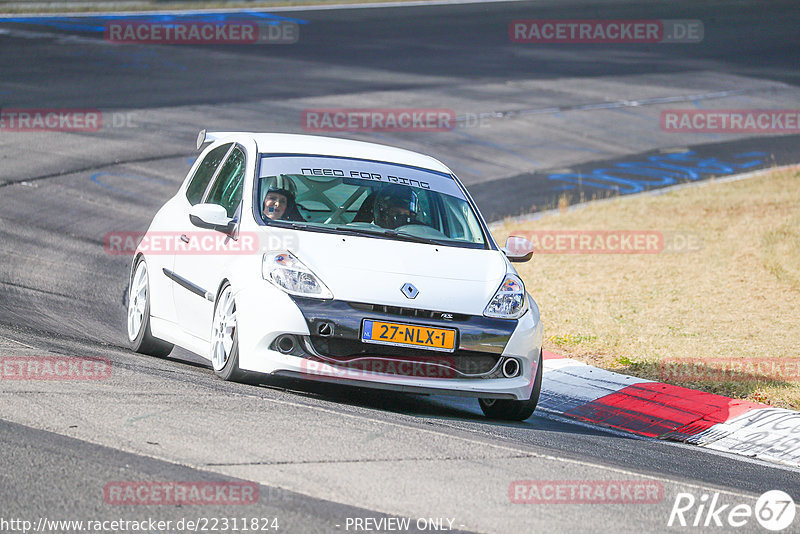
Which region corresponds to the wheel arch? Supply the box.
[215,277,232,303]
[127,252,147,308]
[130,252,145,280]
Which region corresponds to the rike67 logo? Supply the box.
[668,490,796,531]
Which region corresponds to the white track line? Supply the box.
[0,0,529,18]
[0,335,35,349]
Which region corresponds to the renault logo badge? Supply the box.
[401,283,419,299]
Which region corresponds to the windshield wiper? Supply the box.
[338,226,441,245]
[277,222,442,245]
[392,230,443,245]
[284,222,341,235]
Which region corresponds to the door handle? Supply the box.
[180,234,190,243]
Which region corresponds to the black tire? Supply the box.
[479,349,543,421]
[127,257,173,357]
[212,282,263,385]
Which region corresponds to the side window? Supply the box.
[440,196,481,242]
[205,146,246,218]
[185,143,232,205]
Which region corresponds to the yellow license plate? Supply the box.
[361,320,456,352]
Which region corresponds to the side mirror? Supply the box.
[189,203,233,233]
[502,236,534,263]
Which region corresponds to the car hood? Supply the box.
[268,227,508,314]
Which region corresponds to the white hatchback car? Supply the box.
[127,131,543,420]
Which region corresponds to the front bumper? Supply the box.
[291,298,516,376]
[234,289,542,400]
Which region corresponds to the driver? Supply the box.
[262,176,304,222]
[373,185,420,230]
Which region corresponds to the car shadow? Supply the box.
[252,374,632,438]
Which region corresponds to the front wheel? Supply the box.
[211,283,261,384]
[479,350,543,421]
[127,257,173,357]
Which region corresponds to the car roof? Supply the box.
[207,132,454,174]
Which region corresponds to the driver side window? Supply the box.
[205,146,246,218]
[185,143,232,205]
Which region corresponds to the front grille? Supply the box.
[347,302,468,322]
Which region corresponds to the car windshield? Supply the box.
[255,155,487,248]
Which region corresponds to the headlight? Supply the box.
[262,252,333,299]
[484,274,527,319]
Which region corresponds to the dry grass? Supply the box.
[492,167,800,409]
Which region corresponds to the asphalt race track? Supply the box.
[1,0,799,532]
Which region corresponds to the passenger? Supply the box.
[262,176,304,222]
